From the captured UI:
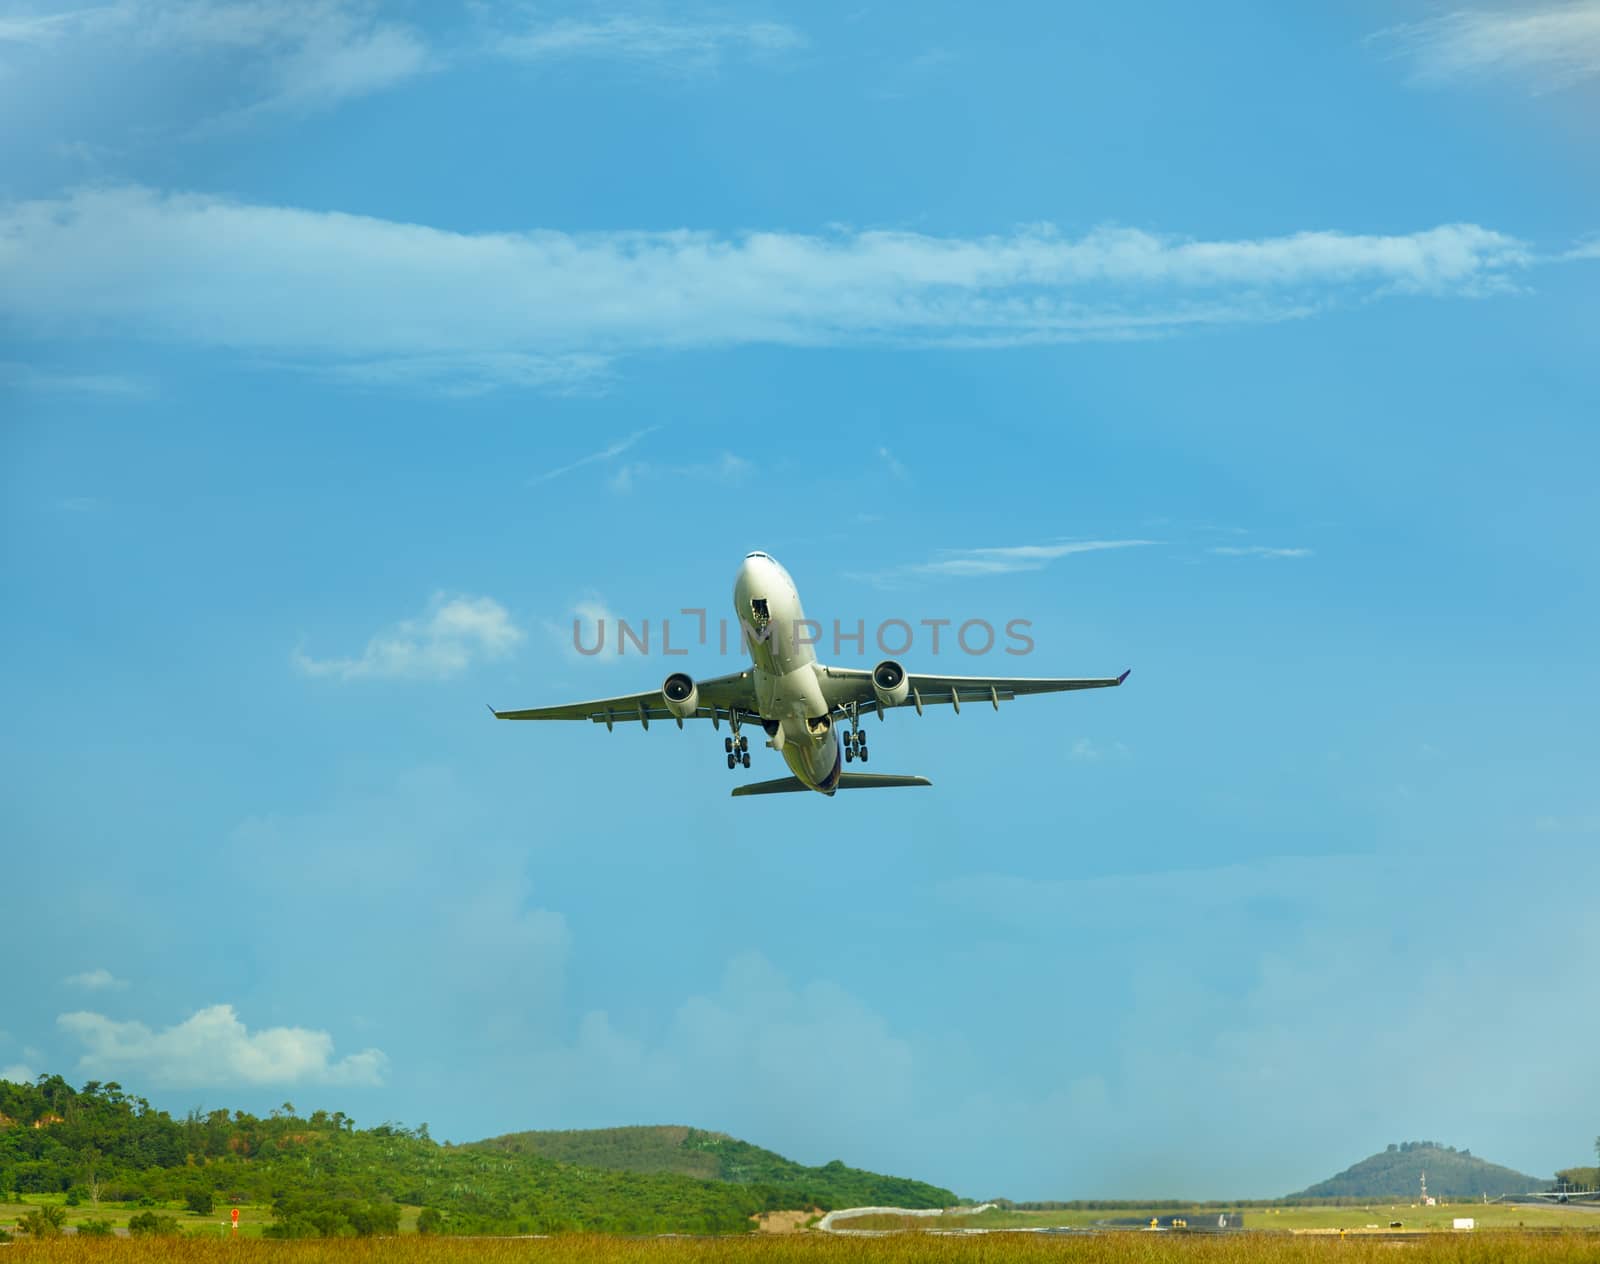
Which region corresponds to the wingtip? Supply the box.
[1116,668,1131,685]
[486,702,501,718]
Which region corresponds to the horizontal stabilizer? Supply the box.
[839,773,933,790]
[732,773,933,797]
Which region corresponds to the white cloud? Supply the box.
[532,954,917,1144]
[320,351,609,398]
[65,967,128,990]
[0,9,91,46]
[58,1003,386,1086]
[911,539,1156,578]
[0,360,150,396]
[607,451,750,494]
[1379,3,1600,93]
[491,16,805,68]
[541,593,624,663]
[849,538,1155,586]
[1068,737,1130,762]
[0,186,1548,392]
[877,446,909,481]
[532,426,660,483]
[0,2,430,121]
[1209,545,1313,559]
[295,593,523,681]
[0,1064,35,1084]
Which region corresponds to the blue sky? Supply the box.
[3,1,1598,1201]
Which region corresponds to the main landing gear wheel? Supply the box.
[724,737,734,753]
[741,752,751,768]
[727,753,736,769]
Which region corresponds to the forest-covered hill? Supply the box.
[1292,1141,1546,1200]
[471,1124,955,1209]
[0,1075,953,1237]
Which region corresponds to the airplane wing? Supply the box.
[819,666,1130,715]
[491,669,759,729]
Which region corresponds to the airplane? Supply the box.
[1518,1182,1600,1205]
[491,551,1130,797]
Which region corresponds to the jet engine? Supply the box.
[871,659,909,708]
[662,672,699,719]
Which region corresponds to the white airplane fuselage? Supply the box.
[733,552,844,794]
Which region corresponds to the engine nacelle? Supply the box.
[662,672,699,719]
[871,659,909,709]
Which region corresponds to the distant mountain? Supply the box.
[1292,1142,1547,1200]
[469,1125,955,1209]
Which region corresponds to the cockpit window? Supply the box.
[745,551,770,560]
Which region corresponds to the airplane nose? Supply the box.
[737,551,773,589]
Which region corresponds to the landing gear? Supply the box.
[843,726,869,764]
[724,725,750,771]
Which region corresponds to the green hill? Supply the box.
[470,1124,955,1209]
[0,1075,952,1238]
[1292,1141,1547,1201]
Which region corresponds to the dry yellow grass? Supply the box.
[4,1233,1600,1264]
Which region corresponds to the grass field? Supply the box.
[1,1233,1600,1263]
[0,1196,425,1239]
[835,1203,1600,1234]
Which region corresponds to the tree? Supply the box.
[20,1205,67,1237]
[81,1146,103,1206]
[187,1189,215,1215]
[128,1211,181,1236]
[416,1207,443,1235]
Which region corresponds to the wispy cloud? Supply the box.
[0,2,431,123]
[294,593,523,682]
[490,15,805,68]
[0,360,151,396]
[0,186,1560,393]
[59,1003,386,1087]
[0,8,91,46]
[1209,545,1313,559]
[0,1064,35,1084]
[532,426,660,484]
[877,446,910,481]
[317,352,608,398]
[65,967,128,991]
[1068,737,1131,762]
[608,451,750,494]
[1377,3,1600,93]
[853,539,1156,586]
[912,539,1157,578]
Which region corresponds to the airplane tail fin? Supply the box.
[732,773,933,797]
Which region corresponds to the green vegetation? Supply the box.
[472,1125,954,1210]
[1554,1138,1599,1191]
[0,1074,951,1238]
[1291,1141,1546,1200]
[5,1232,1600,1264]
